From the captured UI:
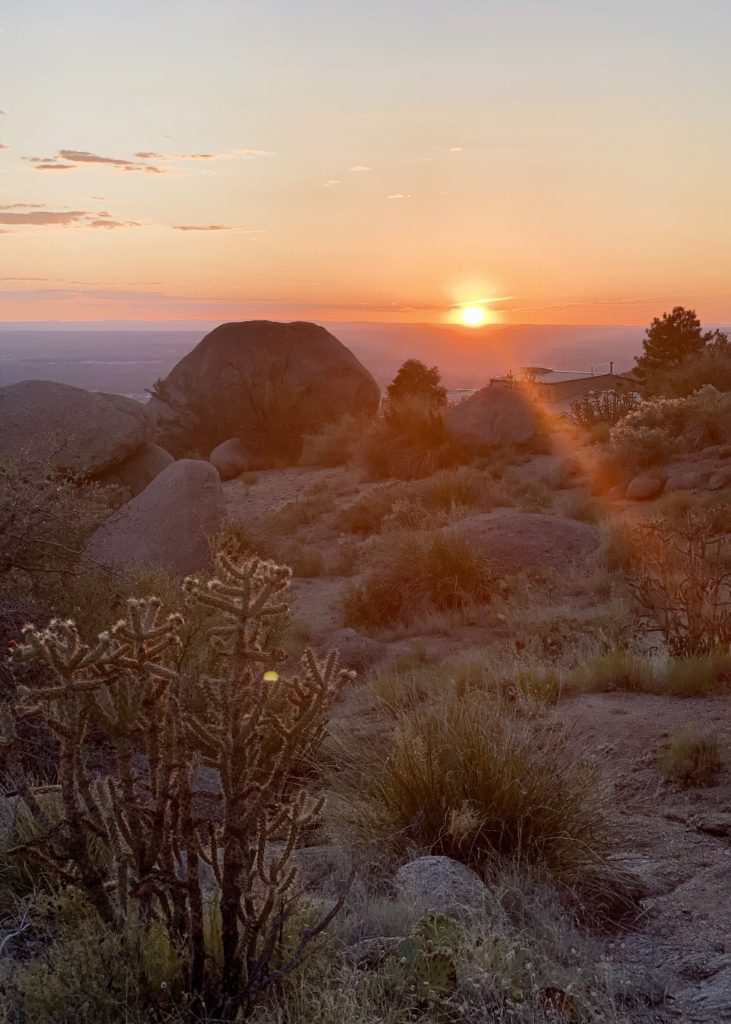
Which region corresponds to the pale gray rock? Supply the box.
[445,385,540,446]
[85,459,224,576]
[324,628,387,671]
[626,475,664,501]
[447,511,599,574]
[209,437,260,480]
[393,856,493,923]
[0,380,150,477]
[98,442,174,497]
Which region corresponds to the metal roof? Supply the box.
[530,370,605,384]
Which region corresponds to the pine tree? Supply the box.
[635,306,724,380]
[387,359,448,407]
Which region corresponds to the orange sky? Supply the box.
[2,2,731,327]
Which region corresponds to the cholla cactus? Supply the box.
[3,551,349,1018]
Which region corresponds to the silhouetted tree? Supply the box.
[635,306,727,382]
[387,359,447,407]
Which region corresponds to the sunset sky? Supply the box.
[2,1,731,325]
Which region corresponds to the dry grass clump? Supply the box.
[371,654,492,712]
[658,725,725,786]
[664,651,731,697]
[299,414,366,467]
[568,650,656,694]
[328,696,605,880]
[358,397,468,481]
[335,466,497,536]
[344,530,496,630]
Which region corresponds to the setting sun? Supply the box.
[459,305,488,327]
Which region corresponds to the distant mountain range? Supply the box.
[1,319,727,395]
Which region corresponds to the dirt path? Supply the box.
[554,694,731,1021]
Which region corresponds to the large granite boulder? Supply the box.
[149,320,380,461]
[445,386,540,447]
[447,511,599,574]
[625,474,664,501]
[0,380,151,477]
[85,460,224,576]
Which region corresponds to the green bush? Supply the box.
[658,726,725,786]
[344,530,496,630]
[329,696,606,879]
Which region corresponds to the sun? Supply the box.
[459,304,488,327]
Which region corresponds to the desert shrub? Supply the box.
[627,511,731,656]
[587,422,611,445]
[336,467,494,537]
[570,387,641,428]
[512,668,562,704]
[653,489,695,522]
[511,479,554,513]
[358,397,467,481]
[609,386,731,470]
[299,414,365,467]
[268,482,339,533]
[568,650,655,694]
[658,726,725,786]
[563,491,603,523]
[0,552,348,1019]
[344,531,496,630]
[663,652,731,697]
[0,454,110,607]
[291,545,324,577]
[328,696,606,880]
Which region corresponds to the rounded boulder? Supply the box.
[84,459,225,577]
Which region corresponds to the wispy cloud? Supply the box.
[349,165,371,172]
[172,224,231,231]
[386,193,411,200]
[450,146,463,152]
[26,150,165,173]
[0,110,6,116]
[323,179,340,186]
[87,218,141,229]
[0,202,46,210]
[33,162,75,171]
[0,210,87,225]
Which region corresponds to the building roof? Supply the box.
[529,369,606,384]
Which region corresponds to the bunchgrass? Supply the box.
[658,725,725,787]
[327,695,606,881]
[344,530,496,630]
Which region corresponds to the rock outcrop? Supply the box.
[444,386,540,447]
[85,460,224,576]
[447,511,599,574]
[150,320,381,462]
[0,380,153,477]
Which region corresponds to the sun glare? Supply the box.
[459,304,488,327]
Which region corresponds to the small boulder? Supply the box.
[625,475,664,501]
[393,856,493,923]
[444,386,540,447]
[708,468,731,491]
[0,380,150,477]
[447,512,599,574]
[85,460,224,577]
[209,437,260,480]
[324,628,387,671]
[98,442,174,497]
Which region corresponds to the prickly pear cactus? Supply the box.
[386,912,461,1004]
